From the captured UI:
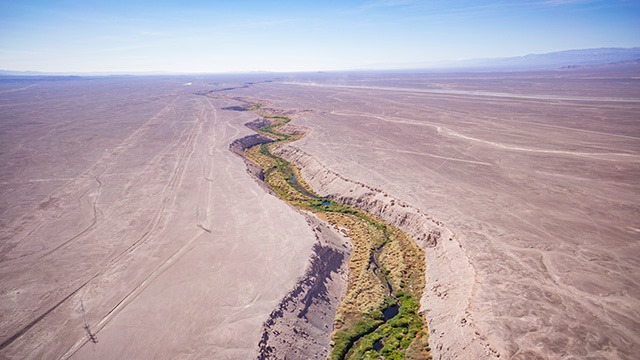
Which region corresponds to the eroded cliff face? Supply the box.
[258,217,350,360]
[275,144,501,360]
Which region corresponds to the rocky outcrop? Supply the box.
[258,217,350,360]
[229,134,272,182]
[275,144,499,360]
[231,126,351,359]
[229,133,272,156]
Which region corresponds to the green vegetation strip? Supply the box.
[242,103,430,359]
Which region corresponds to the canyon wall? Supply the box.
[275,144,501,359]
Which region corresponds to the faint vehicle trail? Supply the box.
[0,95,208,352]
[0,96,182,254]
[61,96,215,359]
[194,98,218,231]
[486,117,640,141]
[61,231,206,360]
[0,84,38,94]
[0,277,95,351]
[114,100,203,259]
[2,97,177,259]
[439,127,640,161]
[316,141,492,166]
[284,82,640,103]
[370,92,640,141]
[0,178,77,185]
[330,110,640,161]
[33,177,103,261]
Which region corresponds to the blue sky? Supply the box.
[0,0,638,73]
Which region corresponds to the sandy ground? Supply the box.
[2,69,639,360]
[0,78,316,359]
[257,216,350,360]
[231,70,640,359]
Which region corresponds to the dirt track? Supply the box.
[1,70,639,359]
[0,78,316,359]
[233,71,640,359]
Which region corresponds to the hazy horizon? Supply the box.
[1,0,639,73]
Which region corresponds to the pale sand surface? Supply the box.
[232,71,640,359]
[2,71,639,360]
[0,78,315,359]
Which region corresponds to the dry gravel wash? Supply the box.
[0,78,317,359]
[228,71,640,360]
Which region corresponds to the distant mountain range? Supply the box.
[442,47,640,70]
[2,48,639,75]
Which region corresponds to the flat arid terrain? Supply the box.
[1,68,639,359]
[0,77,318,359]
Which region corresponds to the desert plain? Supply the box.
[0,68,639,359]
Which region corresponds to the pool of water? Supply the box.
[373,339,383,352]
[382,304,399,321]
